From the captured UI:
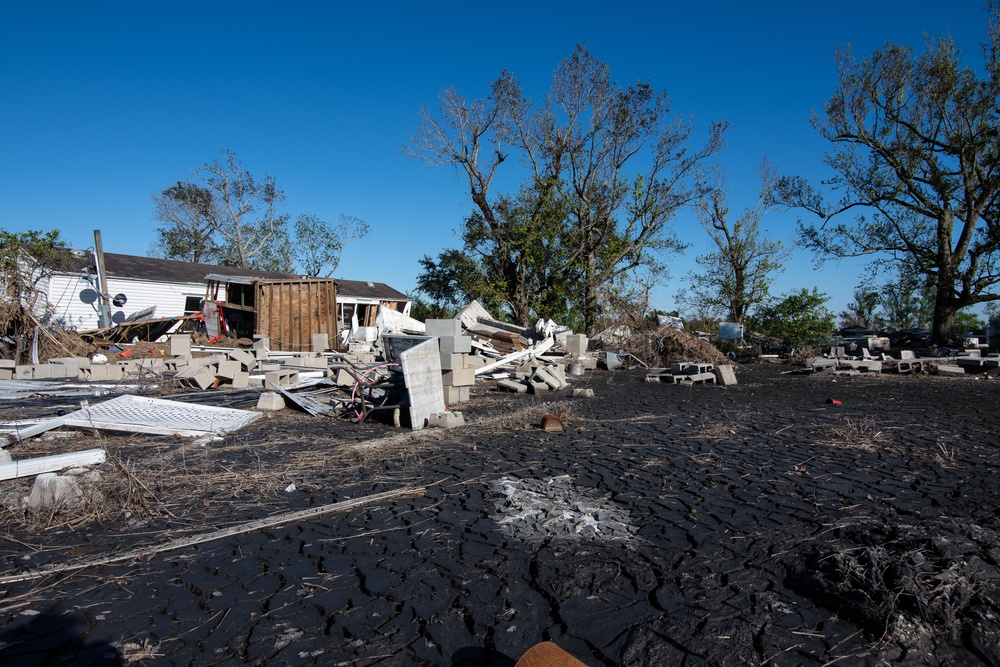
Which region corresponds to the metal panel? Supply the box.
[62,395,261,436]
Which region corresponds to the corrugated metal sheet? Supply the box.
[254,279,337,352]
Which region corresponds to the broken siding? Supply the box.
[47,273,208,330]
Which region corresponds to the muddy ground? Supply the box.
[0,363,999,666]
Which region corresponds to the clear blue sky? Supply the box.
[1,1,990,319]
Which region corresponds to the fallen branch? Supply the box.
[0,485,426,584]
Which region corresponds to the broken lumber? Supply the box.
[0,448,106,481]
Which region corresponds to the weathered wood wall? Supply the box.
[254,279,337,352]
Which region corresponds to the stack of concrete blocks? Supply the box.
[427,318,474,406]
[524,364,568,395]
[564,333,595,369]
[645,362,717,384]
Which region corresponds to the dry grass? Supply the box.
[813,416,888,453]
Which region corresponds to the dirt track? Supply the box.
[1,363,999,665]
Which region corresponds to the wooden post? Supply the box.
[93,230,112,328]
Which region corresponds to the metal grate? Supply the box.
[63,395,261,436]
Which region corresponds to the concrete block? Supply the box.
[581,357,598,370]
[564,333,589,356]
[335,368,355,386]
[215,359,242,380]
[900,350,916,360]
[253,336,270,350]
[49,356,90,368]
[442,368,476,387]
[426,319,463,337]
[229,371,250,388]
[532,367,565,390]
[572,388,595,398]
[934,364,965,376]
[311,333,330,352]
[528,380,550,394]
[438,335,472,355]
[0,369,12,380]
[228,348,257,370]
[442,385,465,405]
[260,363,282,372]
[265,369,299,388]
[169,334,192,357]
[440,352,466,370]
[28,473,84,511]
[498,379,528,394]
[713,365,738,386]
[465,355,487,369]
[399,338,446,430]
[0,359,15,369]
[180,366,216,390]
[428,411,465,429]
[257,391,286,411]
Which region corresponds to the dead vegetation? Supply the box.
[605,325,731,368]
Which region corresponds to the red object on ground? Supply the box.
[118,349,132,357]
[826,398,843,406]
[209,335,223,344]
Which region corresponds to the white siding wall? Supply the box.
[46,274,209,330]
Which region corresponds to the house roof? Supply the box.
[335,279,410,302]
[103,253,298,283]
[49,249,410,301]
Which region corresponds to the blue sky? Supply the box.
[1,1,991,319]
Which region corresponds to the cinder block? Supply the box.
[465,355,487,369]
[257,391,285,410]
[581,357,598,370]
[438,335,472,355]
[572,388,595,398]
[440,352,466,370]
[0,369,12,380]
[215,359,241,380]
[528,380,550,394]
[498,379,528,394]
[428,411,465,429]
[713,365,738,386]
[169,334,192,357]
[265,369,299,388]
[426,319,463,337]
[442,368,476,387]
[32,365,53,379]
[0,360,15,369]
[442,385,466,405]
[311,333,330,352]
[229,371,250,388]
[564,334,589,356]
[532,367,565,390]
[227,348,256,370]
[253,336,270,350]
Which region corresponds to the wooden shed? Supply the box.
[255,278,337,352]
[204,275,338,352]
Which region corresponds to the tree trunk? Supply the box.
[931,294,960,346]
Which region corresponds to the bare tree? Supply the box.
[193,149,291,271]
[150,181,221,263]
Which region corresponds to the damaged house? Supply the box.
[37,251,410,349]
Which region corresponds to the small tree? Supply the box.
[678,160,790,324]
[752,288,835,353]
[0,229,66,363]
[149,181,222,263]
[839,286,881,329]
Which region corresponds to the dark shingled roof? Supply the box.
[103,253,299,283]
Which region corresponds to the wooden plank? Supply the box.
[0,485,425,584]
[0,448,106,481]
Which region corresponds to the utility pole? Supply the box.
[93,229,112,328]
